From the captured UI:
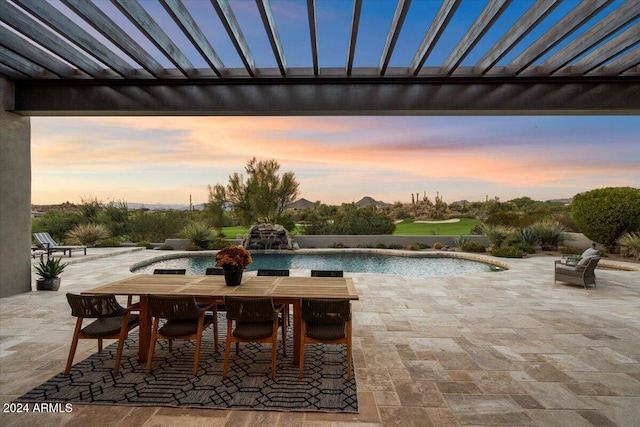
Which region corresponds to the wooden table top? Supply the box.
[85,274,359,300]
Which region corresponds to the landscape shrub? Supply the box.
[481,224,515,248]
[208,237,231,250]
[66,223,110,246]
[516,227,540,246]
[461,241,486,253]
[388,244,403,250]
[618,232,640,259]
[453,235,469,247]
[491,246,524,258]
[375,243,388,249]
[181,221,215,249]
[410,242,430,250]
[511,242,536,254]
[529,220,571,250]
[560,246,583,255]
[433,242,443,250]
[32,209,83,242]
[98,237,125,247]
[135,241,152,248]
[572,187,640,251]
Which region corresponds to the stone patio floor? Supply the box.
[1,248,639,427]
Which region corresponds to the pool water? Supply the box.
[132,252,495,277]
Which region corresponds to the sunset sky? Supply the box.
[31,115,639,206]
[28,1,639,206]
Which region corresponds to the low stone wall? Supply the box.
[292,235,489,249]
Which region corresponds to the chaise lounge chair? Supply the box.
[33,232,87,257]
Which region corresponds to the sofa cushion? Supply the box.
[577,255,598,267]
[580,247,599,258]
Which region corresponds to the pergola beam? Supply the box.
[211,0,256,77]
[346,0,362,76]
[307,0,319,76]
[378,0,411,76]
[256,0,287,76]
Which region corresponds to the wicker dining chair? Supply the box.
[146,295,214,375]
[64,293,140,375]
[222,296,285,380]
[257,269,290,327]
[299,298,352,379]
[310,270,344,277]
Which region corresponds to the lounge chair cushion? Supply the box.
[578,254,599,267]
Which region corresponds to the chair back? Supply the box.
[311,270,344,277]
[302,299,351,324]
[66,293,126,318]
[583,257,600,273]
[257,269,289,276]
[33,232,58,248]
[205,267,224,275]
[224,297,277,322]
[153,268,186,275]
[147,295,202,319]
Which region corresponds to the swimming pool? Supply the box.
[131,251,501,278]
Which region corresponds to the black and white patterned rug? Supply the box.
[16,322,357,413]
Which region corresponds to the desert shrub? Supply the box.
[618,232,640,259]
[433,242,443,250]
[470,224,484,235]
[208,237,231,250]
[388,244,403,249]
[516,227,540,246]
[481,224,515,248]
[136,241,152,248]
[529,220,571,250]
[561,246,583,255]
[461,241,486,253]
[98,237,124,247]
[410,242,430,250]
[453,235,469,247]
[572,187,640,251]
[32,209,83,242]
[375,243,388,249]
[511,242,536,254]
[181,222,215,249]
[491,246,524,258]
[66,223,110,246]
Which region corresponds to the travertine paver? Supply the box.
[1,248,639,426]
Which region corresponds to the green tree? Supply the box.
[572,187,640,251]
[210,158,300,226]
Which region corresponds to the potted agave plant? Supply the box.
[35,257,68,291]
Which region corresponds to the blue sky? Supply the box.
[30,1,639,206]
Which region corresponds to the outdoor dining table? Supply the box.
[84,274,359,364]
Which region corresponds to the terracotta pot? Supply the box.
[223,269,243,286]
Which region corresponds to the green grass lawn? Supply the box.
[393,219,480,235]
[221,226,249,238]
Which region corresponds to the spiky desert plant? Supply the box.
[453,235,469,247]
[481,224,515,248]
[618,232,640,259]
[530,220,571,250]
[66,223,109,246]
[516,227,540,247]
[180,222,215,249]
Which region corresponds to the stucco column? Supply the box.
[1,77,32,297]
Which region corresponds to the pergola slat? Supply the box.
[598,47,640,76]
[14,0,134,78]
[0,61,27,78]
[441,0,511,75]
[539,1,640,75]
[346,0,362,76]
[505,0,612,75]
[307,0,319,76]
[112,0,195,78]
[410,0,460,76]
[0,45,47,77]
[0,0,107,77]
[378,0,411,76]
[256,0,287,76]
[569,22,640,75]
[160,0,224,77]
[0,25,80,77]
[474,0,560,75]
[211,0,256,77]
[62,0,165,77]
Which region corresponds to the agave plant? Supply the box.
[517,227,541,247]
[453,235,469,247]
[618,232,640,259]
[181,222,215,249]
[529,220,571,250]
[66,223,109,246]
[481,224,515,248]
[34,257,68,279]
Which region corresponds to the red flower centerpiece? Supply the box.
[215,245,252,286]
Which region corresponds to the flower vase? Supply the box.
[223,268,243,286]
